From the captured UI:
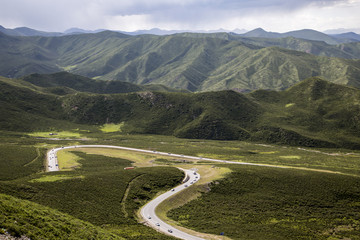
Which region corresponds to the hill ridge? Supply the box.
[0,32,360,92]
[1,74,360,149]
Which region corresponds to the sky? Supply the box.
[1,0,360,33]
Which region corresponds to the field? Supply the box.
[100,123,124,133]
[0,193,122,240]
[1,130,360,239]
[167,165,360,239]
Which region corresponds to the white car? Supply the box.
[156,223,160,227]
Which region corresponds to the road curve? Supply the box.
[140,168,204,240]
[46,144,285,239]
[47,144,285,172]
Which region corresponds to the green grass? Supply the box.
[0,145,44,180]
[168,165,360,240]
[30,175,84,182]
[0,150,182,239]
[56,149,82,170]
[1,131,360,239]
[0,193,122,239]
[100,123,124,133]
[29,131,83,139]
[84,133,360,176]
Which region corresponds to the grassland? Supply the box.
[0,144,43,180]
[100,123,124,133]
[1,130,360,239]
[29,131,83,139]
[167,165,360,240]
[0,193,122,239]
[30,175,84,182]
[0,137,183,239]
[56,149,81,170]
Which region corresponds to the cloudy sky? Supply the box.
[1,0,359,33]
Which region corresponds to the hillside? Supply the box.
[249,77,360,148]
[1,31,360,91]
[1,74,360,149]
[0,193,122,239]
[21,72,188,94]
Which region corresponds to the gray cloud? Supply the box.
[0,0,358,32]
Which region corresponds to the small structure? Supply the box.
[124,167,135,170]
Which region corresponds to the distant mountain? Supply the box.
[324,28,360,34]
[1,25,359,44]
[121,28,188,36]
[0,25,244,37]
[282,29,341,45]
[240,28,356,45]
[241,28,282,38]
[0,25,62,37]
[64,28,106,35]
[228,35,360,59]
[331,32,360,42]
[1,32,360,92]
[171,32,360,59]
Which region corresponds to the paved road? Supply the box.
[140,168,204,240]
[47,144,284,172]
[47,148,60,172]
[46,144,285,239]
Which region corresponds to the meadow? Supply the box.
[1,130,360,239]
[167,165,360,240]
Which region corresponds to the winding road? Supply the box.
[46,144,285,239]
[47,144,284,172]
[141,168,203,240]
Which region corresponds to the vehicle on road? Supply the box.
[168,229,173,233]
[156,223,160,227]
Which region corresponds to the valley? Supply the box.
[1,131,360,239]
[1,27,360,240]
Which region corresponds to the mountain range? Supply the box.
[1,30,360,92]
[1,25,359,42]
[1,72,360,149]
[241,28,360,44]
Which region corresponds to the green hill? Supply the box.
[2,73,360,148]
[233,36,360,59]
[249,77,360,148]
[0,193,122,239]
[1,32,360,92]
[21,72,187,94]
[0,76,70,131]
[1,72,360,148]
